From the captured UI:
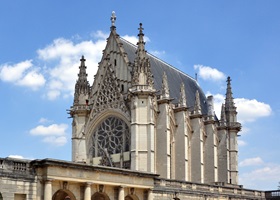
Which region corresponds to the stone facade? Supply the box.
[70,12,240,185]
[0,12,271,200]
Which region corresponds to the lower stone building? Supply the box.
[0,157,266,200]
[0,12,276,200]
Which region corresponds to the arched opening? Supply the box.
[52,189,76,200]
[91,192,110,200]
[89,116,130,168]
[125,194,139,200]
[0,192,3,200]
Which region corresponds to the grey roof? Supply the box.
[120,38,208,115]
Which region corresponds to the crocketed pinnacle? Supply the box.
[179,82,187,107]
[136,23,146,60]
[161,71,170,99]
[74,56,90,97]
[225,76,235,110]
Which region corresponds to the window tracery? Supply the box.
[90,116,130,158]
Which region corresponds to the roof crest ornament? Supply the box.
[110,11,116,31]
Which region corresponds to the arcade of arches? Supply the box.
[44,180,150,200]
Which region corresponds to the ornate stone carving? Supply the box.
[89,116,130,166]
[91,62,130,120]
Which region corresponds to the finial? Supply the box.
[80,55,86,62]
[110,11,116,31]
[179,82,187,107]
[138,23,144,35]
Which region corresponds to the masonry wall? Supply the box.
[0,158,37,200]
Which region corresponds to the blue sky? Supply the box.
[0,1,279,190]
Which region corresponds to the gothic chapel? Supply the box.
[0,12,267,200]
[70,11,240,185]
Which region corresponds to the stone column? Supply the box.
[84,182,92,200]
[147,189,153,200]
[44,179,52,200]
[118,186,124,200]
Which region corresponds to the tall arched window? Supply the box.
[89,116,130,167]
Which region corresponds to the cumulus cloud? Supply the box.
[240,157,264,167]
[0,60,45,90]
[235,98,272,123]
[37,34,107,100]
[0,31,155,100]
[207,92,272,123]
[194,64,226,82]
[29,123,68,146]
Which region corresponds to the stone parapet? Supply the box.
[153,178,265,199]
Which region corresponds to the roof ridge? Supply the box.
[119,37,198,83]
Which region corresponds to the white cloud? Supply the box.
[0,60,33,82]
[150,50,166,58]
[235,98,272,123]
[240,157,264,167]
[29,123,68,146]
[122,35,150,45]
[238,139,247,146]
[208,92,272,123]
[30,124,68,136]
[239,163,280,190]
[43,136,67,146]
[38,117,52,124]
[0,60,45,90]
[8,155,25,159]
[37,34,106,100]
[194,64,226,82]
[91,30,108,40]
[17,70,46,90]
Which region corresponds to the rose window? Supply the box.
[90,116,130,158]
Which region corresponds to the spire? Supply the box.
[74,56,90,104]
[110,11,116,31]
[225,76,236,110]
[131,23,154,88]
[193,90,202,115]
[161,71,170,99]
[136,23,146,60]
[179,82,187,107]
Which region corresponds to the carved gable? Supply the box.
[90,61,130,120]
